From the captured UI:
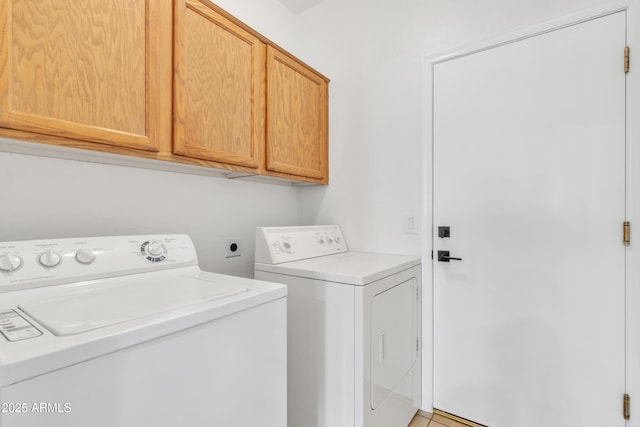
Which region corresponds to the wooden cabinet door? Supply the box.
[173,0,265,169]
[266,46,328,181]
[0,0,171,152]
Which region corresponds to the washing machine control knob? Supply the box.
[0,254,22,272]
[75,249,96,264]
[141,241,167,263]
[39,250,62,268]
[147,243,164,257]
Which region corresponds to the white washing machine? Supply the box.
[0,234,286,427]
[254,225,421,427]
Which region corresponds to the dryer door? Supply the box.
[370,277,418,409]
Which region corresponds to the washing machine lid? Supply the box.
[255,252,420,286]
[19,275,250,336]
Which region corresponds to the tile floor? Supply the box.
[409,412,474,427]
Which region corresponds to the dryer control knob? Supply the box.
[39,250,62,268]
[75,249,96,264]
[279,240,293,253]
[0,254,22,272]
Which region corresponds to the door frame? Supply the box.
[420,0,640,421]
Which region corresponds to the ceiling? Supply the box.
[277,0,323,14]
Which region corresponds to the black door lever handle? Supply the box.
[437,250,462,262]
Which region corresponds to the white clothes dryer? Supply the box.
[254,225,421,427]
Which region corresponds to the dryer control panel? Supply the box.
[255,225,347,264]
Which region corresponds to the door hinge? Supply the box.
[416,337,420,352]
[624,221,631,246]
[624,393,630,420]
[625,46,630,73]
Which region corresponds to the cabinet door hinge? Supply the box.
[624,393,630,420]
[416,337,420,352]
[625,47,630,73]
[624,221,631,246]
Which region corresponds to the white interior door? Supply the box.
[432,12,626,427]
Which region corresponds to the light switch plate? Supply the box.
[405,213,419,234]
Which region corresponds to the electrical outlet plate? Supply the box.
[225,238,241,258]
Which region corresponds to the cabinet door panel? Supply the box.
[0,0,168,151]
[173,0,264,169]
[266,46,328,180]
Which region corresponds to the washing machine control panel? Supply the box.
[0,309,42,341]
[0,235,197,292]
[255,225,347,264]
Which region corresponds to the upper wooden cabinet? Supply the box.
[174,2,329,183]
[173,0,265,169]
[266,46,328,181]
[0,0,328,184]
[0,0,172,152]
